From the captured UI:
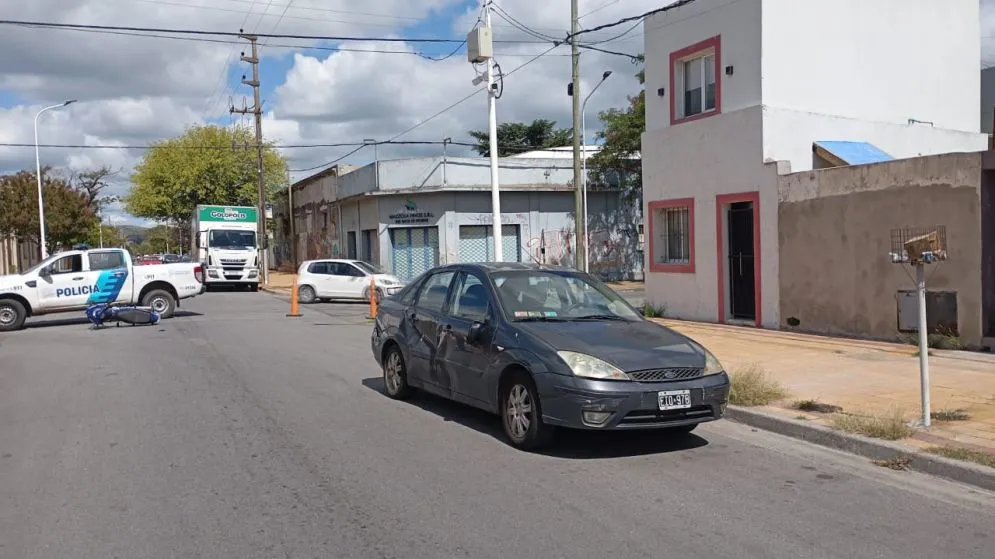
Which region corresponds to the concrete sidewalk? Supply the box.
[654,318,995,457]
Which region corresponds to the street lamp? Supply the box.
[34,99,77,258]
[581,71,612,273]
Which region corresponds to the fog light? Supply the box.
[582,410,612,426]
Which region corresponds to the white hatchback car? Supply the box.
[296,259,404,304]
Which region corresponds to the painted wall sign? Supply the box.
[388,199,434,224]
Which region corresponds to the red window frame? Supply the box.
[647,198,695,274]
[669,35,722,125]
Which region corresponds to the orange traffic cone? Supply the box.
[367,276,378,319]
[286,275,302,318]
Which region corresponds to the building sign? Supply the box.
[388,199,434,224]
[198,205,258,223]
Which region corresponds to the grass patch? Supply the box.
[642,303,667,318]
[873,456,912,471]
[793,399,843,414]
[930,408,971,422]
[830,408,915,440]
[899,325,964,351]
[728,364,789,406]
[925,446,995,469]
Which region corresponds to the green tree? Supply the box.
[0,169,97,254]
[468,119,573,157]
[125,124,289,224]
[588,55,645,201]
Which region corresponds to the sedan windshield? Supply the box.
[491,270,643,321]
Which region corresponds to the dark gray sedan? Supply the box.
[370,263,731,450]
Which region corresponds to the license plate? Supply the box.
[658,390,691,410]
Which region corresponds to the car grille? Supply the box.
[628,367,703,382]
[220,258,247,271]
[618,405,714,427]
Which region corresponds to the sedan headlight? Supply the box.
[557,351,631,381]
[703,349,725,376]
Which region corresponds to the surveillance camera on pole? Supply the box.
[468,2,502,262]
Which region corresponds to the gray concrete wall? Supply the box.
[777,152,984,346]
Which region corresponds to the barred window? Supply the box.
[649,199,694,273]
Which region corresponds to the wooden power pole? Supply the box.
[231,32,269,285]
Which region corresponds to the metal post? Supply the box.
[33,99,76,258]
[580,71,612,274]
[570,0,583,270]
[916,262,931,427]
[442,137,451,187]
[484,1,503,261]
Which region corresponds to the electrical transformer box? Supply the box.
[467,27,493,63]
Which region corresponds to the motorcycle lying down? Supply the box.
[86,303,161,328]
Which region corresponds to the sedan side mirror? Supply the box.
[38,266,51,278]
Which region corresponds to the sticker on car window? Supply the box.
[543,311,558,317]
[514,311,529,317]
[527,311,542,317]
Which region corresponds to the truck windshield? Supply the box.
[209,230,256,249]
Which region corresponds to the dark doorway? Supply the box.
[347,231,358,260]
[727,201,756,320]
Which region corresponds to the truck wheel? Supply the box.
[0,299,27,332]
[142,289,176,319]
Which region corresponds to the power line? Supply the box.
[564,0,698,41]
[290,42,563,173]
[0,19,549,44]
[0,140,481,150]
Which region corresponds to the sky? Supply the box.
[1,0,994,226]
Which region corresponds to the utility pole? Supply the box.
[287,168,297,270]
[484,1,502,261]
[468,1,501,261]
[570,0,584,270]
[231,31,269,285]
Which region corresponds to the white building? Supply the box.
[641,0,988,328]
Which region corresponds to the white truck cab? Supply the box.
[0,247,205,332]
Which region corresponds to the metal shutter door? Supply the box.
[458,225,520,263]
[390,227,439,280]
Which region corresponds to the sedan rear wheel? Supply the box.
[501,373,553,450]
[383,345,413,400]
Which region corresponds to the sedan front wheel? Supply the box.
[500,372,554,451]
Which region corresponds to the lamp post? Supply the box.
[34,99,77,258]
[580,71,611,273]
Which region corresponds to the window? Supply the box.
[670,36,721,124]
[450,273,489,322]
[308,261,332,274]
[49,254,83,275]
[332,263,366,277]
[648,198,695,274]
[415,271,455,313]
[491,270,642,321]
[89,251,125,271]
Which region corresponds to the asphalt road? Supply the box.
[1,292,994,559]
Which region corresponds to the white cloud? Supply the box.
[1,0,994,224]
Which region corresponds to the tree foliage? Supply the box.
[468,119,573,157]
[588,55,645,201]
[125,124,289,224]
[0,169,97,253]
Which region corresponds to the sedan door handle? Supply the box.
[72,276,85,281]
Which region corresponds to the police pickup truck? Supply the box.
[0,247,205,332]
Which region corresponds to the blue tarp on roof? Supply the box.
[813,141,894,166]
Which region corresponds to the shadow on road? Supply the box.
[361,377,709,459]
[25,310,203,330]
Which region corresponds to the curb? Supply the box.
[725,406,995,492]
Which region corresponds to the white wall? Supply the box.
[642,106,779,327]
[762,0,980,133]
[643,0,762,132]
[762,107,990,172]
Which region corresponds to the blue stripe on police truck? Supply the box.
[82,269,129,304]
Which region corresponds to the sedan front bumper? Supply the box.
[533,372,730,430]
